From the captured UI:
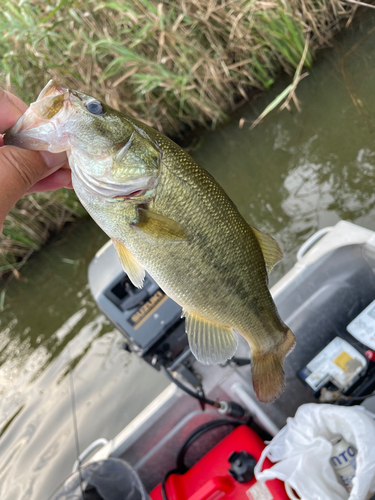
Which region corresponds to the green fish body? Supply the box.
[4,81,295,403]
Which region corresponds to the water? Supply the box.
[0,221,169,499]
[193,15,375,286]
[2,10,375,499]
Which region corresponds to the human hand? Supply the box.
[0,87,72,233]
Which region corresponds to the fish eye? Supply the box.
[85,99,104,115]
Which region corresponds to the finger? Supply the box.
[0,88,25,133]
[5,90,28,113]
[0,146,66,229]
[0,145,48,190]
[36,161,70,181]
[26,168,72,193]
[40,151,68,169]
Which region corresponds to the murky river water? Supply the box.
[2,10,375,499]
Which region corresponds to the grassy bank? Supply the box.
[1,0,362,133]
[0,190,85,280]
[0,0,369,277]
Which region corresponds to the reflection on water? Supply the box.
[0,221,169,499]
[2,9,375,499]
[194,11,375,284]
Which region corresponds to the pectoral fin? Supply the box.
[112,238,145,288]
[132,207,187,242]
[183,310,238,364]
[250,226,283,273]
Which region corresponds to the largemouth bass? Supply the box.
[4,80,296,403]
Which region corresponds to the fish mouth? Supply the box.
[3,80,72,152]
[36,80,67,100]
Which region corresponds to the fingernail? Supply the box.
[41,151,68,169]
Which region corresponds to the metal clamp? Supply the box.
[297,227,333,261]
[72,438,109,473]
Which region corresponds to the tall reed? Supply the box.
[1,190,85,279]
[0,0,360,133]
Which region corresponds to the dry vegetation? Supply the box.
[1,0,361,132]
[0,0,369,277]
[1,191,85,278]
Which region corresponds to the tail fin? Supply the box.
[251,328,296,404]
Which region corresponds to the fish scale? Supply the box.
[4,80,296,403]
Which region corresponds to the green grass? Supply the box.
[0,190,86,279]
[0,0,356,133]
[0,0,369,277]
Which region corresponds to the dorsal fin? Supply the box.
[112,238,145,288]
[182,310,238,364]
[250,226,283,273]
[132,207,187,242]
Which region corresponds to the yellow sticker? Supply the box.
[333,351,353,372]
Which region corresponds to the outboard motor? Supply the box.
[48,458,150,500]
[88,241,202,389]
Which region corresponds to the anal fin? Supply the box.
[183,310,238,365]
[112,238,145,288]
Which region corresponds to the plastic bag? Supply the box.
[254,404,375,500]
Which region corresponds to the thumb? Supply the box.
[0,145,67,231]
